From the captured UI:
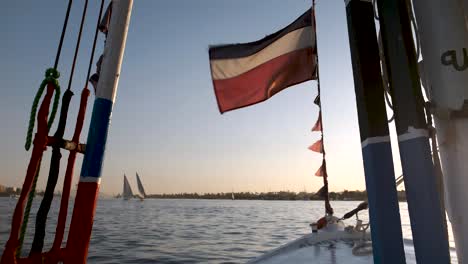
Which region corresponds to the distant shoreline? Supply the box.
[116,190,407,201]
[0,190,406,201]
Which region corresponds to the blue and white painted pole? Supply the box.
[376,0,451,262]
[345,0,405,262]
[65,1,134,263]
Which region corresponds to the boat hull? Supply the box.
[247,229,458,264]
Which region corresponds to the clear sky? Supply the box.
[0,0,403,196]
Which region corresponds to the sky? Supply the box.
[0,0,403,196]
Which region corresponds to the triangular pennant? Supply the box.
[308,139,323,153]
[315,164,324,177]
[315,185,327,198]
[312,112,322,132]
[315,159,327,177]
[314,94,321,106]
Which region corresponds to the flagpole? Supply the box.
[312,0,333,215]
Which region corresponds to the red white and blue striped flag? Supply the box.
[209,8,317,113]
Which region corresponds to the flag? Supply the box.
[209,8,317,113]
[311,112,322,131]
[308,139,323,153]
[315,159,327,177]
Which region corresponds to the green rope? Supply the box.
[17,69,61,256]
[25,68,61,151]
[16,163,41,258]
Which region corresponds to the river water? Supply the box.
[0,198,456,263]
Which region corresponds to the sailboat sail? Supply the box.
[123,174,134,199]
[136,173,146,198]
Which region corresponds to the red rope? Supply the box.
[1,83,56,264]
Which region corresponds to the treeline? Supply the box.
[0,188,61,197]
[145,190,407,201]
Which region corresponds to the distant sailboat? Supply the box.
[231,190,235,200]
[136,172,146,199]
[122,174,134,200]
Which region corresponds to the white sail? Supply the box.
[136,172,146,198]
[123,174,134,200]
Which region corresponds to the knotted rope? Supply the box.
[25,68,61,150]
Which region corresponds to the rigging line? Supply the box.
[313,0,333,215]
[85,0,106,84]
[372,0,379,20]
[406,0,421,60]
[30,0,90,254]
[54,0,73,70]
[51,2,105,251]
[66,0,90,91]
[377,30,395,122]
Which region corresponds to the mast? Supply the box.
[344,0,405,262]
[65,0,134,263]
[375,0,451,262]
[412,0,468,261]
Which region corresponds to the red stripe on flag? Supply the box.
[308,139,323,153]
[212,48,316,113]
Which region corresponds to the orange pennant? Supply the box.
[308,139,323,153]
[312,112,322,132]
[315,164,324,177]
[315,159,327,177]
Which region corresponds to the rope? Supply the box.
[19,76,61,254]
[372,0,379,20]
[425,102,450,244]
[3,2,72,262]
[66,0,90,91]
[406,0,421,60]
[377,30,395,123]
[86,0,106,84]
[30,92,73,255]
[25,69,61,151]
[30,0,90,254]
[25,0,73,150]
[53,88,91,253]
[1,84,56,264]
[54,0,74,70]
[16,165,41,258]
[312,0,333,216]
[50,0,105,254]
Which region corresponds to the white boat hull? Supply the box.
[248,228,458,264]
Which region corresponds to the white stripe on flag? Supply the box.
[210,26,314,80]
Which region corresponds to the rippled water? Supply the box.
[0,198,456,263]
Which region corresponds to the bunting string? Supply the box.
[310,0,333,216]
